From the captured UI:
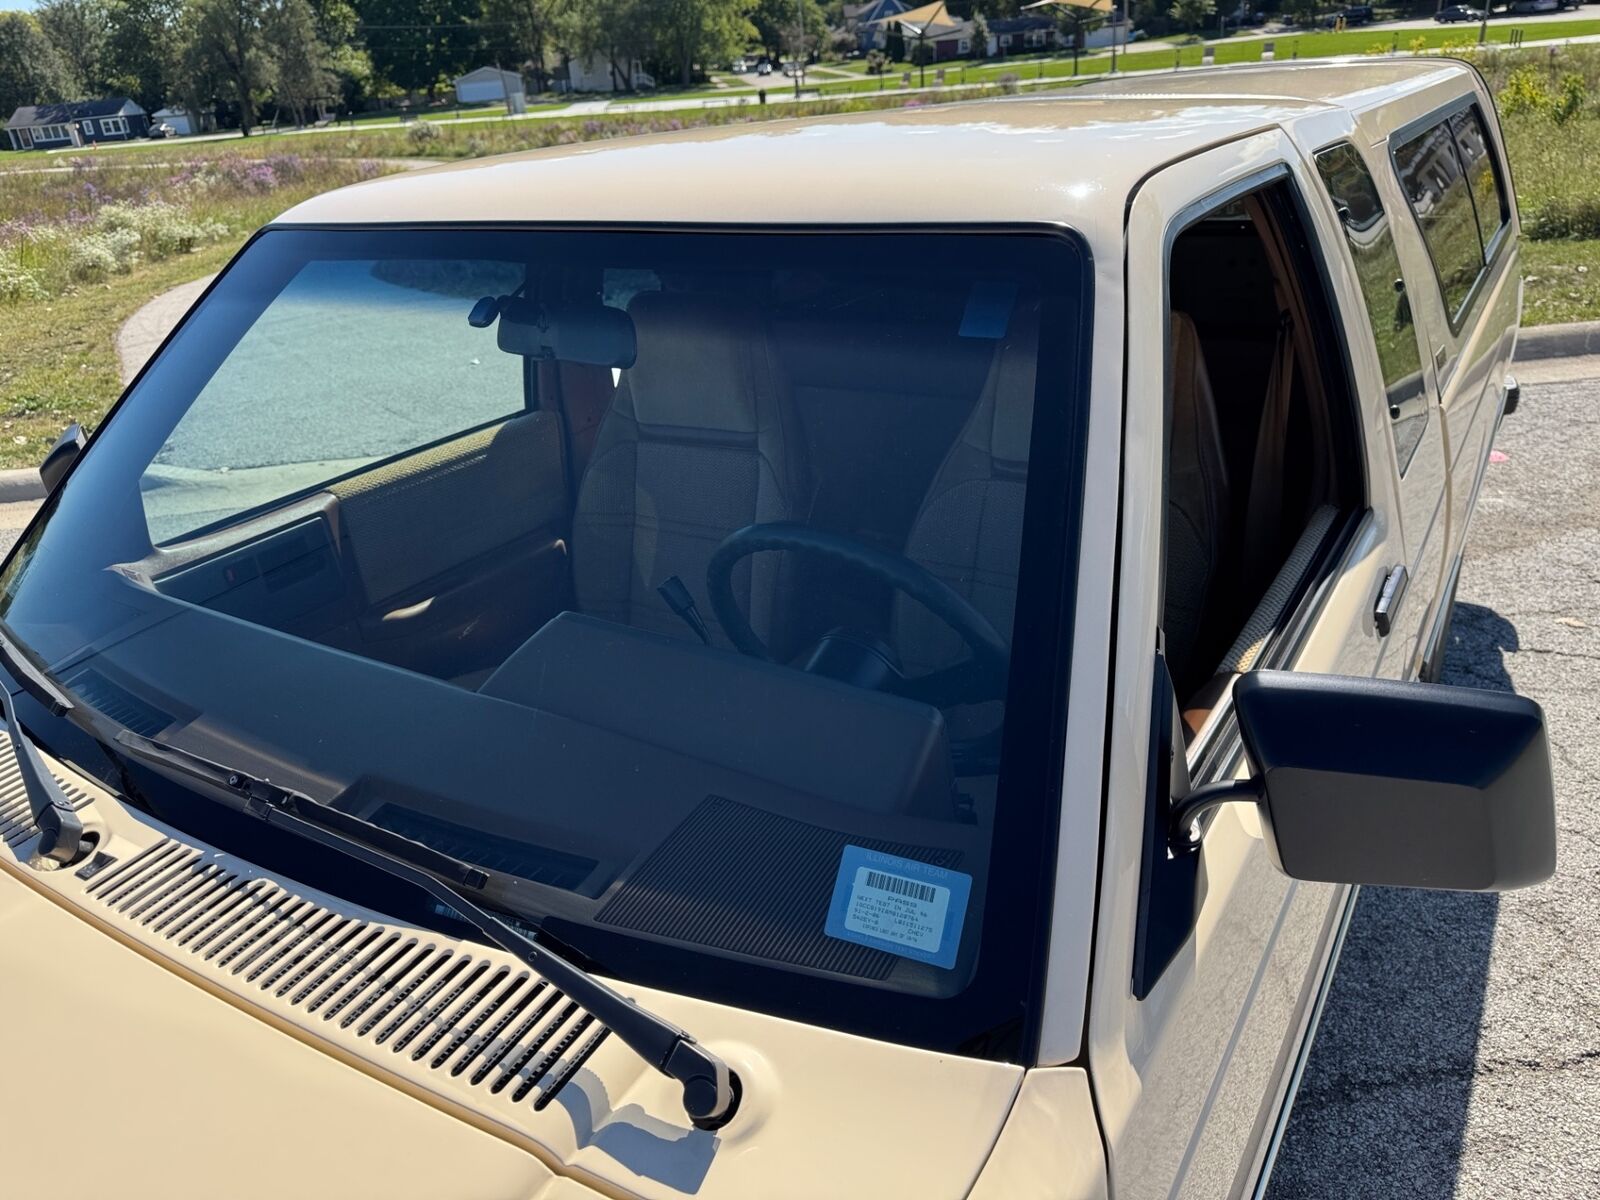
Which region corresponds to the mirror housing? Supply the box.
[38,423,86,495]
[1184,671,1556,891]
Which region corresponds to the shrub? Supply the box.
[0,255,46,303]
[1408,36,1428,55]
[67,227,142,280]
[1553,71,1588,125]
[94,201,228,258]
[407,119,442,146]
[1501,65,1551,116]
[464,135,490,157]
[998,72,1020,95]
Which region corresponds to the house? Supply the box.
[151,106,215,137]
[988,16,1060,55]
[4,98,148,151]
[453,67,526,107]
[553,56,655,94]
[842,0,910,50]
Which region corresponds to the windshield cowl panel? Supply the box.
[0,225,1093,1060]
[0,782,1025,1200]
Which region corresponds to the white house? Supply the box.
[453,67,527,107]
[556,56,655,94]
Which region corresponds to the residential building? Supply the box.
[453,67,527,107]
[4,98,148,151]
[842,0,911,50]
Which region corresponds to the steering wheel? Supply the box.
[705,522,1011,710]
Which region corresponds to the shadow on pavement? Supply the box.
[1265,603,1514,1199]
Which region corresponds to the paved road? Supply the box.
[0,356,1594,1194]
[1267,356,1600,1198]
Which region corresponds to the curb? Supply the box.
[0,469,43,503]
[1517,320,1600,362]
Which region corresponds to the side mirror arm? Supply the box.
[1168,775,1264,848]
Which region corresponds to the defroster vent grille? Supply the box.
[84,839,610,1113]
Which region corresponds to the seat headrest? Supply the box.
[622,291,771,433]
[963,300,1039,467]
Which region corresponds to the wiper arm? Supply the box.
[0,632,89,865]
[113,730,742,1131]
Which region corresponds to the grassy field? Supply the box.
[0,156,395,467]
[3,42,1600,470]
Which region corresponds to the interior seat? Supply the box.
[892,302,1039,738]
[1164,310,1233,700]
[568,292,810,653]
[893,308,1230,737]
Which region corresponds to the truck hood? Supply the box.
[0,748,1026,1200]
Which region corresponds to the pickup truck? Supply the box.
[0,58,1555,1200]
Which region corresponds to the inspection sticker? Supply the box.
[824,845,971,969]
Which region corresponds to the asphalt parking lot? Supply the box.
[1268,357,1600,1198]
[0,358,1593,1196]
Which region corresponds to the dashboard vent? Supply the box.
[0,729,96,850]
[84,839,609,1112]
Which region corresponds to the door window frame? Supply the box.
[1388,96,1512,338]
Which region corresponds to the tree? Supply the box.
[480,0,552,89]
[99,0,182,112]
[1171,0,1214,31]
[307,0,374,109]
[552,0,651,93]
[358,0,485,100]
[1052,3,1104,72]
[269,0,335,123]
[751,0,825,60]
[647,0,754,87]
[36,0,113,98]
[0,13,72,118]
[179,0,275,134]
[969,9,989,58]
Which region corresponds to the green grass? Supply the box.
[4,42,1600,470]
[1520,238,1600,326]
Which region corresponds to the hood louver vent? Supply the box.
[0,729,96,850]
[85,839,610,1113]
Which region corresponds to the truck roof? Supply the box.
[275,58,1475,239]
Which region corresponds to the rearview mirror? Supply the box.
[1175,670,1556,891]
[494,297,636,367]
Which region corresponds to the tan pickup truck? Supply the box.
[0,58,1555,1200]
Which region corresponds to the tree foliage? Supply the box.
[35,0,114,99]
[0,13,73,119]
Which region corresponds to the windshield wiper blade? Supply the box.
[0,635,89,865]
[113,730,742,1130]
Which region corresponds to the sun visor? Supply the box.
[495,297,637,367]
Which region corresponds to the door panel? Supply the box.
[1092,132,1405,1200]
[329,411,570,679]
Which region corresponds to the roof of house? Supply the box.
[844,0,910,23]
[275,60,1471,253]
[7,98,144,127]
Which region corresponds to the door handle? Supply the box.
[1375,564,1408,637]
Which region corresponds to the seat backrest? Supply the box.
[894,302,1038,736]
[570,292,809,651]
[1164,310,1232,697]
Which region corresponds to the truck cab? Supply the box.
[0,59,1554,1200]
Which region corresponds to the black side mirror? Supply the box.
[39,423,86,495]
[1174,670,1556,891]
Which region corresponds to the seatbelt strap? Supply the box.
[1243,310,1295,592]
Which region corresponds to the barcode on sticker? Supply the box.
[863,869,937,904]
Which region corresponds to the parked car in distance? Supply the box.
[1510,0,1559,11]
[1436,3,1484,18]
[0,58,1552,1200]
[145,120,175,138]
[1342,3,1375,22]
[756,59,773,75]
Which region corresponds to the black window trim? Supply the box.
[1388,94,1512,339]
[1310,136,1433,481]
[21,217,1099,1067]
[1159,172,1368,793]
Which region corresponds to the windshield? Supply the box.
[0,226,1091,1058]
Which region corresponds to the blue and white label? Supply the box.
[824,845,971,969]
